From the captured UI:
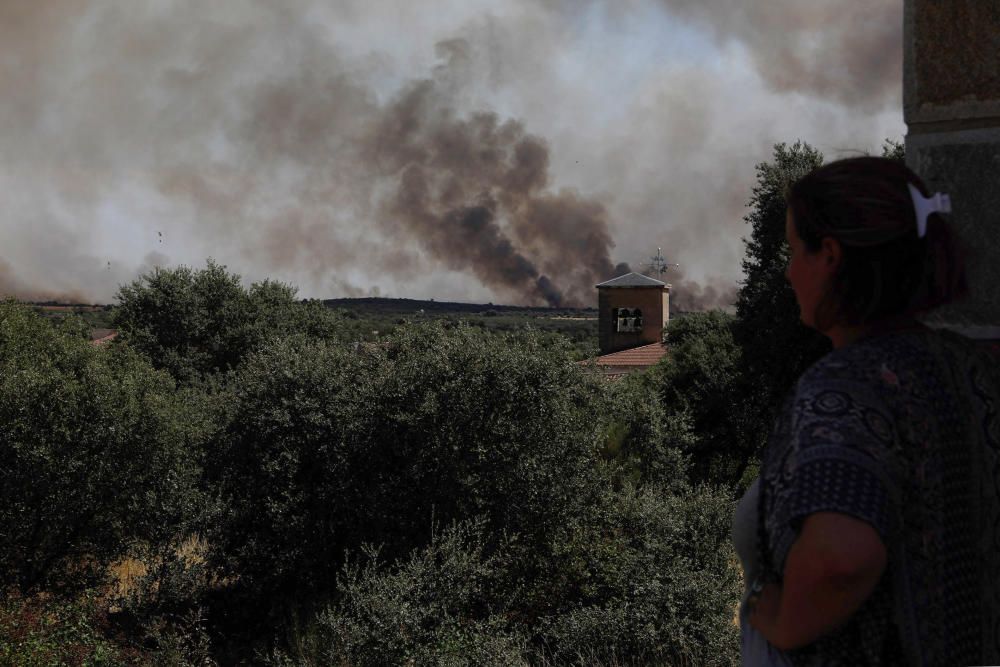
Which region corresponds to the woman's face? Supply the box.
[785,209,837,330]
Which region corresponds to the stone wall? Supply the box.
[905,1,1000,337]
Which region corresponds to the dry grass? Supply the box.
[108,534,208,601]
[730,556,745,628]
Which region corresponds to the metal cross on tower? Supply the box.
[645,247,679,279]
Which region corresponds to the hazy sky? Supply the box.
[0,0,905,307]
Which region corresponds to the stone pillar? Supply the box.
[904,1,1000,338]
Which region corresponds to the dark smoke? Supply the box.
[666,269,739,312]
[613,263,632,278]
[0,1,904,307]
[368,73,621,306]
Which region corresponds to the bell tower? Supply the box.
[596,272,670,355]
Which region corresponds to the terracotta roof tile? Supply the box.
[90,330,118,346]
[593,342,668,367]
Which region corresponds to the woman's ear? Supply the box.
[819,236,843,274]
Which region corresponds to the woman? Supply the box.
[733,157,1000,666]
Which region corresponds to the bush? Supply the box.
[0,590,137,666]
[275,485,740,666]
[0,301,206,595]
[207,323,607,616]
[112,260,342,384]
[207,321,742,662]
[295,519,529,667]
[597,369,692,489]
[536,484,740,665]
[653,311,753,491]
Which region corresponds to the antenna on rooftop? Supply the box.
[645,247,678,279]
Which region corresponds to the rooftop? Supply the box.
[90,329,118,346]
[595,272,667,288]
[593,341,668,367]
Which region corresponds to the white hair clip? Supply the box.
[908,183,951,238]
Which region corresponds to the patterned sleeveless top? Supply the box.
[758,329,1000,666]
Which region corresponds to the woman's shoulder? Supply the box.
[794,335,902,394]
[800,328,985,384]
[794,328,998,413]
[929,327,1000,370]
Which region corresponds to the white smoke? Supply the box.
[0,0,904,305]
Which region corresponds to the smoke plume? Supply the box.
[369,72,621,306]
[0,0,905,309]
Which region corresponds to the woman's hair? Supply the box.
[787,156,967,329]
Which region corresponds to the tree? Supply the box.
[112,260,342,384]
[733,142,831,463]
[653,311,752,489]
[0,302,206,594]
[207,321,743,662]
[882,138,905,162]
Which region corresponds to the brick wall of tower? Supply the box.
[598,286,670,355]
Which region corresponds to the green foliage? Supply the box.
[732,138,903,455]
[727,139,904,482]
[0,301,206,595]
[208,322,606,614]
[652,311,751,489]
[733,142,831,463]
[598,370,692,490]
[110,535,217,667]
[0,588,215,667]
[536,484,740,665]
[881,138,905,162]
[275,484,740,666]
[112,260,342,384]
[0,591,133,666]
[31,305,115,331]
[332,309,599,362]
[207,321,739,663]
[300,520,529,667]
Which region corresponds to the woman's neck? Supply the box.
[824,315,924,349]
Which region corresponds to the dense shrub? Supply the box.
[0,590,135,666]
[273,485,740,666]
[288,520,529,667]
[113,260,342,384]
[653,311,752,490]
[0,588,217,667]
[535,484,740,665]
[597,369,692,489]
[207,323,607,614]
[0,302,206,594]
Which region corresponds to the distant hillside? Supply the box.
[322,297,597,317]
[26,302,114,330]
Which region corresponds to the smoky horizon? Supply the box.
[0,0,904,312]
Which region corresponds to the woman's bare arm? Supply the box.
[749,511,888,651]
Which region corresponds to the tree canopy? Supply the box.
[0,301,206,594]
[112,260,342,384]
[733,142,832,462]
